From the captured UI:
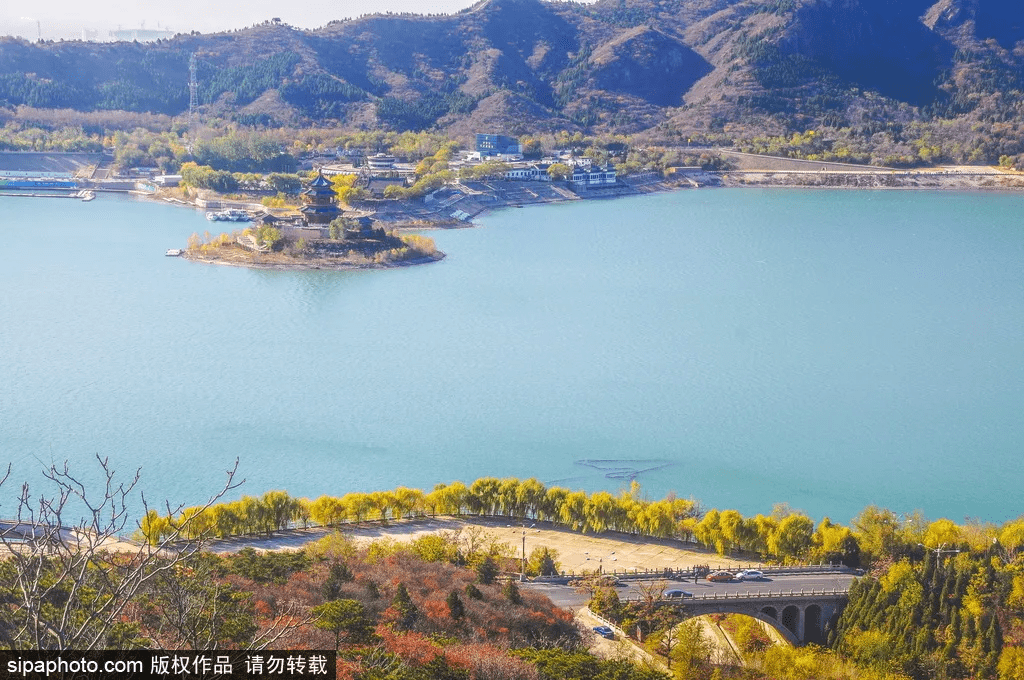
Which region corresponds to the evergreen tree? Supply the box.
[983,614,1002,655]
[365,580,379,599]
[963,614,977,647]
[464,583,483,600]
[941,609,962,664]
[955,569,971,600]
[939,568,955,622]
[392,582,418,629]
[476,556,499,585]
[447,590,465,620]
[312,599,373,651]
[323,561,354,600]
[914,627,932,656]
[503,580,523,605]
[923,549,937,588]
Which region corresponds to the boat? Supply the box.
[205,208,252,222]
[80,190,96,201]
[165,249,183,257]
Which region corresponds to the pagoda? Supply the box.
[300,170,340,226]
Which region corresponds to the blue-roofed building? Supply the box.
[476,133,522,157]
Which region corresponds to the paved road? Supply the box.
[524,572,856,609]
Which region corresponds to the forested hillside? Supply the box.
[3,0,1024,165]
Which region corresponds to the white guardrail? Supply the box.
[623,586,851,604]
[533,562,856,584]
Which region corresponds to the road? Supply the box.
[524,572,856,609]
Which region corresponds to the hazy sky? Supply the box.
[0,0,481,40]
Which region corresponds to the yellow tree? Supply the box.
[425,481,467,515]
[175,506,213,540]
[516,477,548,519]
[210,503,240,538]
[923,518,963,548]
[998,519,1024,562]
[392,486,424,519]
[584,491,618,533]
[367,490,396,522]
[138,510,172,545]
[719,509,745,553]
[468,477,501,515]
[560,491,587,531]
[749,514,777,555]
[344,492,373,522]
[261,490,297,534]
[310,495,347,526]
[999,647,1024,680]
[694,509,724,554]
[637,501,677,538]
[543,486,569,522]
[769,514,815,561]
[497,477,522,517]
[812,517,859,565]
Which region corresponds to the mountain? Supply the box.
[2,0,1024,162]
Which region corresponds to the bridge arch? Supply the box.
[670,607,802,647]
[781,605,801,638]
[804,605,823,644]
[748,611,800,647]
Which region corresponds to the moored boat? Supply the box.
[205,208,252,222]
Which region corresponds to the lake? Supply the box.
[2,188,1022,523]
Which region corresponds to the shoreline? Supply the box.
[714,167,1024,192]
[180,250,445,271]
[161,167,1024,270]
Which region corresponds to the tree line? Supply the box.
[833,545,1024,680]
[140,476,1024,572]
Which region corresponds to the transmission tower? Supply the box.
[187,53,198,154]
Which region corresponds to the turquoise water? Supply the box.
[2,189,1023,523]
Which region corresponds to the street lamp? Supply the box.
[919,543,961,560]
[520,523,535,581]
[521,527,526,581]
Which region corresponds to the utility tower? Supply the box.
[187,53,198,153]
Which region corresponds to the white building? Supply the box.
[504,163,552,181]
[571,164,617,187]
[366,153,396,171]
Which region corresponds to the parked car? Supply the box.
[735,569,767,581]
[707,571,736,582]
[663,589,694,599]
[592,626,615,639]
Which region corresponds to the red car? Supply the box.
[707,571,735,582]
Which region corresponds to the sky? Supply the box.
[0,0,483,41]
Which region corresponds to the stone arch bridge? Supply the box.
[655,589,849,645]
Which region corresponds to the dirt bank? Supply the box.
[205,516,751,575]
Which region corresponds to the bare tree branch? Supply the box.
[0,457,245,650]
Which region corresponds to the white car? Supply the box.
[735,569,766,581]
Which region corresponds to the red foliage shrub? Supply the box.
[377,628,440,666]
[446,643,541,680]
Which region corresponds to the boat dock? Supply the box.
[0,189,96,200]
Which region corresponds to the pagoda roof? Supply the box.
[307,170,332,188]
